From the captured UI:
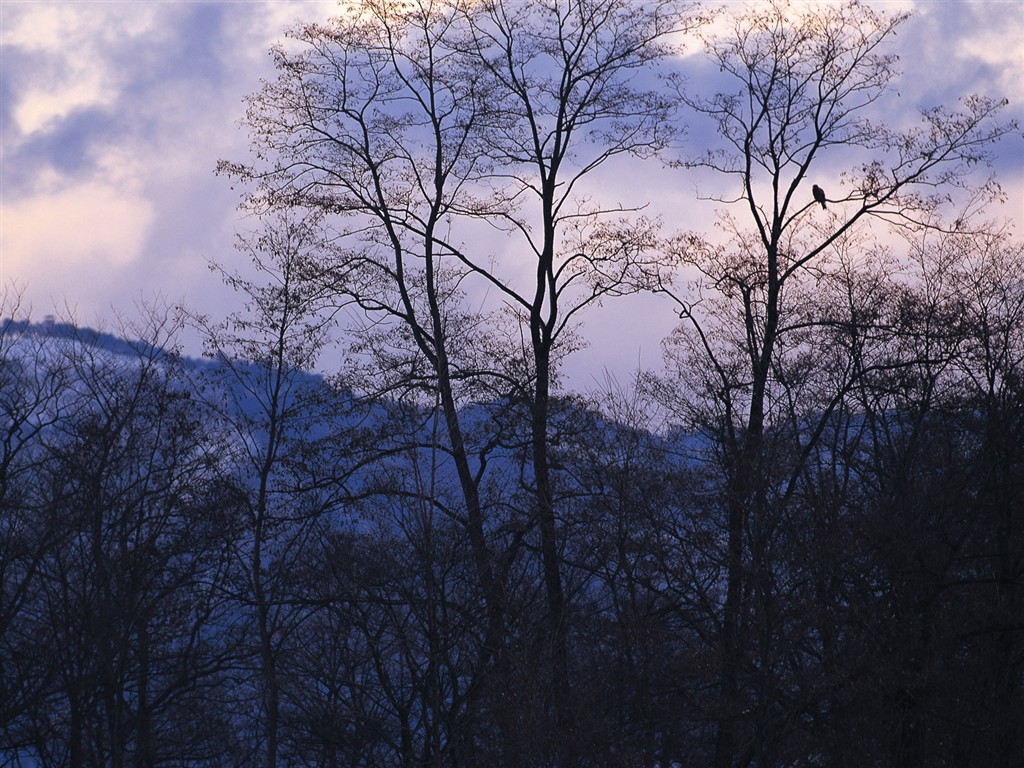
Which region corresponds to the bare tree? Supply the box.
[458,2,700,747]
[222,1,701,759]
[1,310,240,768]
[0,294,71,743]
[221,9,514,741]
[188,213,371,768]
[657,1,1016,765]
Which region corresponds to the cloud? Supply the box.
[1,177,154,288]
[2,3,166,137]
[0,2,286,317]
[956,0,1024,97]
[901,0,1024,101]
[0,0,1020,387]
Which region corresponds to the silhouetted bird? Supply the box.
[812,184,827,210]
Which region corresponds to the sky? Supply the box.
[1,0,1022,390]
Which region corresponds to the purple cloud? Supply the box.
[1,1,1019,388]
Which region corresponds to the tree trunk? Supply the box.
[532,343,573,762]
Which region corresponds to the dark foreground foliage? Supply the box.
[1,274,1020,767]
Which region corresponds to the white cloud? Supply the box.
[221,1,337,65]
[2,3,170,136]
[957,0,1024,96]
[907,0,1024,99]
[0,0,1018,379]
[1,179,153,276]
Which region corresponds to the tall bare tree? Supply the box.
[220,8,513,740]
[658,1,1016,765]
[1,312,240,768]
[460,2,700,746]
[189,213,369,768]
[222,1,701,759]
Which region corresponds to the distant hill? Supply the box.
[2,317,168,361]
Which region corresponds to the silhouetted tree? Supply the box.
[189,212,373,768]
[221,1,702,760]
[659,1,1015,764]
[0,295,71,743]
[1,311,240,767]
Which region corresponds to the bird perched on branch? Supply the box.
[812,184,827,210]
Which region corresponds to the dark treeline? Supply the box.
[2,1,1022,766]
